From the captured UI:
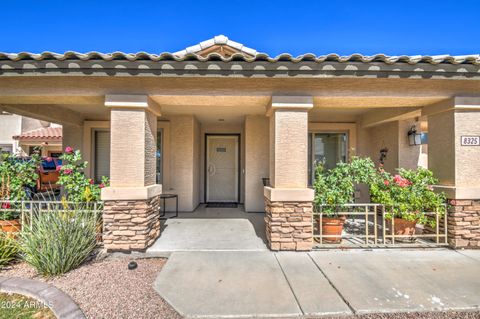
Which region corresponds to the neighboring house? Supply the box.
[0,35,479,252]
[13,126,62,157]
[0,112,62,156]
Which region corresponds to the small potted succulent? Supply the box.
[313,157,377,243]
[370,167,445,239]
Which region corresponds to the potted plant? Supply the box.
[0,202,21,234]
[370,167,445,240]
[313,157,377,243]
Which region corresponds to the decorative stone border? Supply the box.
[0,276,85,319]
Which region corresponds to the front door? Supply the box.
[206,135,239,202]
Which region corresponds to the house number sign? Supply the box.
[461,136,480,146]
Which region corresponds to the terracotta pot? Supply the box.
[320,216,346,243]
[0,219,21,235]
[391,218,416,236]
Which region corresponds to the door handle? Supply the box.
[208,164,216,176]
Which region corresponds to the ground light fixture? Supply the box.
[128,261,138,270]
[408,125,422,146]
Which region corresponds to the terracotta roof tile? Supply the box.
[0,35,478,65]
[13,127,62,141]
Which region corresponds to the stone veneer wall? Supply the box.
[103,196,160,251]
[447,199,480,248]
[264,198,313,251]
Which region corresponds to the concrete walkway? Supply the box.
[154,249,480,318]
[147,205,267,253]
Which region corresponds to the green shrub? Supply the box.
[0,231,19,267]
[18,209,98,276]
[58,147,109,202]
[370,167,446,226]
[313,156,377,215]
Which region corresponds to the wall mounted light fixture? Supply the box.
[408,125,422,146]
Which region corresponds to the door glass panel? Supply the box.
[309,133,347,184]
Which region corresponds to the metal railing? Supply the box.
[0,200,103,238]
[313,204,448,248]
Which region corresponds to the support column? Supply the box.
[264,96,314,251]
[101,95,162,252]
[426,97,480,249]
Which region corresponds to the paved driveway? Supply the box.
[154,249,480,318]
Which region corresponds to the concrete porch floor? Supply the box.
[146,204,268,253]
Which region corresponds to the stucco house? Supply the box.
[0,35,479,252]
[0,113,62,156]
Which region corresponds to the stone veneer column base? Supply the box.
[103,196,160,252]
[448,199,480,249]
[264,198,313,251]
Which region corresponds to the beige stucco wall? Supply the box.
[367,122,399,173]
[245,115,269,212]
[169,115,197,211]
[109,109,156,188]
[454,111,480,188]
[0,114,21,152]
[398,119,425,170]
[270,110,309,188]
[144,110,157,187]
[428,111,455,186]
[63,123,84,157]
[365,119,427,174]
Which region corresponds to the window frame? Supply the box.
[156,128,163,184]
[308,123,356,186]
[92,128,111,183]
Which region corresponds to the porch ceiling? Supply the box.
[0,93,450,126]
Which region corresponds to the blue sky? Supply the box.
[2,0,479,56]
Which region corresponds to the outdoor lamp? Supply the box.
[407,125,422,146]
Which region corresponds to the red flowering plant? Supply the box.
[370,166,445,226]
[0,151,40,220]
[58,147,109,203]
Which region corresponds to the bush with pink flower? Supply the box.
[370,167,445,226]
[58,146,109,202]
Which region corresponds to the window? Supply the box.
[156,129,163,184]
[308,132,348,185]
[28,146,38,155]
[0,144,13,154]
[49,152,62,158]
[94,130,110,183]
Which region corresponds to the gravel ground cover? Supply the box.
[0,257,181,319]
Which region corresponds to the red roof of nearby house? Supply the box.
[13,127,62,141]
